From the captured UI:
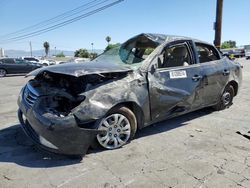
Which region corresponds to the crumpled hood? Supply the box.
[26,61,133,77]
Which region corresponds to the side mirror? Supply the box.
[150,64,156,74]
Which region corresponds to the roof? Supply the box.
[137,33,212,46]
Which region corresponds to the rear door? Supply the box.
[148,40,203,121]
[194,42,229,106]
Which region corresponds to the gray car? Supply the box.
[0,58,42,77]
[17,33,242,156]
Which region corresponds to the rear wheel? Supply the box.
[213,85,234,111]
[96,106,137,149]
[0,69,6,77]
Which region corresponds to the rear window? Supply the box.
[195,43,220,63]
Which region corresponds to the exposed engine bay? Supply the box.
[29,71,128,118]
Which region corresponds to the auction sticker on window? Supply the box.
[169,70,187,79]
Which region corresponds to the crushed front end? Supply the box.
[17,71,118,156]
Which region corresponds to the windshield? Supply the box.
[93,34,162,70]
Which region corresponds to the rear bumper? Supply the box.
[17,88,103,156]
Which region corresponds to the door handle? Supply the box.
[192,75,202,81]
[223,70,230,76]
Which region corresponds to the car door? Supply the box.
[194,42,229,106]
[147,40,203,121]
[14,59,34,73]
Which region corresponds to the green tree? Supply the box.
[104,43,120,52]
[43,41,50,57]
[90,52,98,60]
[56,52,65,57]
[74,48,90,58]
[221,40,236,49]
[105,36,111,44]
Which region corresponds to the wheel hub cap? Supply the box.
[97,113,131,149]
[222,92,231,106]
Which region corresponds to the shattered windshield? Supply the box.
[93,34,163,69]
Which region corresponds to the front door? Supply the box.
[148,41,203,121]
[14,59,34,73]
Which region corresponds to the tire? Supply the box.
[213,85,235,111]
[0,69,6,77]
[95,106,137,150]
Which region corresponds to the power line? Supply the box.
[0,0,104,38]
[0,0,124,43]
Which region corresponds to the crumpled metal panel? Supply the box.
[26,61,132,77]
[148,65,203,121]
[72,71,151,126]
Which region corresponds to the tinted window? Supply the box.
[1,58,14,64]
[158,43,191,68]
[24,57,39,62]
[195,43,220,63]
[15,59,28,64]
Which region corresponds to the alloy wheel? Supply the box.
[222,91,231,106]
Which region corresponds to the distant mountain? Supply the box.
[5,49,103,58]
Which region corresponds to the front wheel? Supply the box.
[96,106,137,149]
[213,85,234,111]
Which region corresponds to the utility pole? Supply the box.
[29,41,33,57]
[214,0,223,50]
[54,47,56,56]
[91,43,94,53]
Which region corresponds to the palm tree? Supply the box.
[43,41,50,57]
[105,36,111,45]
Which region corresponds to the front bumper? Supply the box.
[17,87,104,156]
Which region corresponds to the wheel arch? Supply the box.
[0,68,8,74]
[228,80,238,96]
[108,101,144,130]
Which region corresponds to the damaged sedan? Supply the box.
[17,33,242,156]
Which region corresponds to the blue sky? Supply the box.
[0,0,249,51]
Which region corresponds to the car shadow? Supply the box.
[0,108,214,168]
[135,107,214,139]
[0,124,81,168]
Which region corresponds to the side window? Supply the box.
[15,59,27,64]
[15,59,22,64]
[158,43,191,68]
[0,59,6,64]
[195,43,220,63]
[2,59,14,64]
[24,57,38,62]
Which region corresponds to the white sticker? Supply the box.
[169,70,187,79]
